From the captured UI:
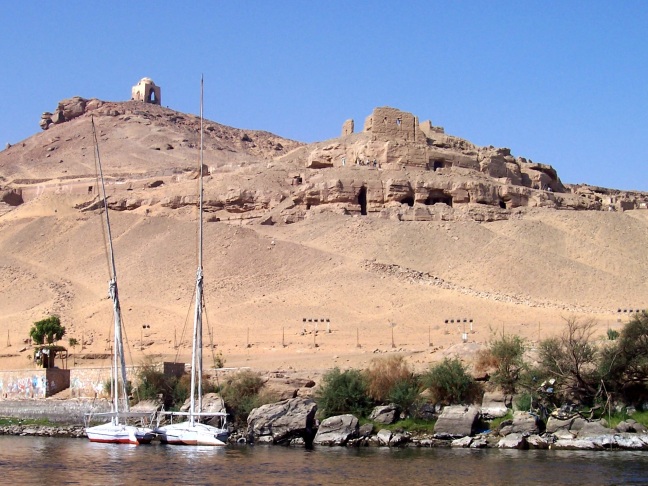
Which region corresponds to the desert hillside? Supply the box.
[0,99,646,375]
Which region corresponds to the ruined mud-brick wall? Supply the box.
[363,107,425,143]
[341,119,354,137]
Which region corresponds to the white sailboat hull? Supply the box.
[86,422,155,445]
[156,421,227,446]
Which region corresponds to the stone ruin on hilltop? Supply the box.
[275,106,646,223]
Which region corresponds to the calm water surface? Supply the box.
[2,436,648,485]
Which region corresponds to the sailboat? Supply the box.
[84,116,156,445]
[155,77,228,446]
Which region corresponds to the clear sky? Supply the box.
[1,1,646,191]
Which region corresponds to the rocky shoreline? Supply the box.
[3,421,648,451]
[4,396,648,451]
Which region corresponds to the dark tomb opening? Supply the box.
[358,186,367,215]
[401,196,414,207]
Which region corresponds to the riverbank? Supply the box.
[3,418,648,452]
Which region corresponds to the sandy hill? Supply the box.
[0,100,647,375]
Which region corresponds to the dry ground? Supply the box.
[1,103,647,378]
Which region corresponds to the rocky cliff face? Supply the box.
[1,103,646,225]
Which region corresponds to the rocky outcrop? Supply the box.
[40,97,103,130]
[16,101,648,224]
[313,414,358,446]
[246,397,317,445]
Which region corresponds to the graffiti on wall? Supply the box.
[0,374,47,398]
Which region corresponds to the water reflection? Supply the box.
[2,437,648,485]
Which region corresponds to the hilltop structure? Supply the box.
[131,77,161,105]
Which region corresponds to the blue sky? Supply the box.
[1,1,646,191]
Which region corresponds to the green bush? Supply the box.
[488,333,526,394]
[421,358,478,405]
[514,392,532,411]
[607,329,620,341]
[387,378,421,413]
[220,370,273,426]
[315,367,372,419]
[134,361,172,403]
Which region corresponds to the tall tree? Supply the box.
[29,315,66,344]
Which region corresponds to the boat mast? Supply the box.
[190,76,205,425]
[91,117,129,421]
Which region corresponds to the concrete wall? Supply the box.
[0,367,140,399]
[0,370,48,399]
[0,369,69,399]
[70,366,142,398]
[0,398,110,423]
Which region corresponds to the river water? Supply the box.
[2,436,648,485]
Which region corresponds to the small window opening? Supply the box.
[88,186,93,193]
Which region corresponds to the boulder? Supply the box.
[377,429,392,446]
[358,423,374,437]
[452,436,473,448]
[247,397,317,445]
[497,433,527,449]
[545,416,574,434]
[58,96,87,121]
[615,433,648,450]
[433,405,480,438]
[499,411,541,436]
[179,393,225,413]
[527,434,551,449]
[369,404,398,425]
[412,402,437,421]
[389,432,409,447]
[480,390,509,419]
[470,437,489,448]
[576,420,614,438]
[313,414,358,446]
[552,438,601,450]
[616,420,648,434]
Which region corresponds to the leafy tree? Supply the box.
[538,317,599,404]
[600,311,648,404]
[29,315,66,345]
[315,367,372,419]
[478,333,526,394]
[421,358,477,405]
